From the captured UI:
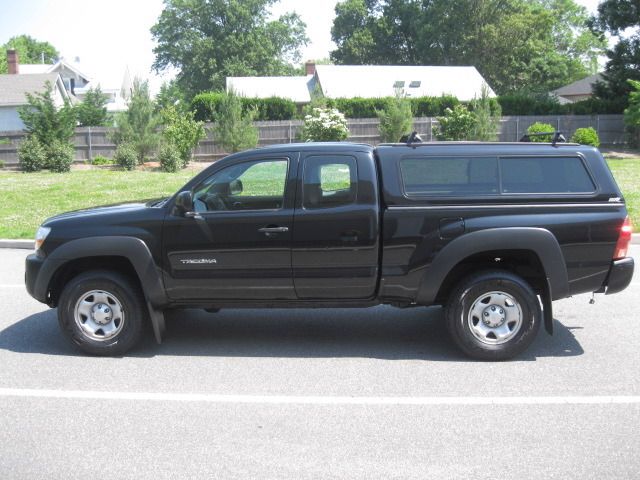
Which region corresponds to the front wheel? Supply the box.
[58,270,146,356]
[445,270,541,360]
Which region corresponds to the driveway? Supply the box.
[0,247,638,479]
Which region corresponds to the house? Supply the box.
[227,62,495,104]
[0,51,69,132]
[551,73,603,104]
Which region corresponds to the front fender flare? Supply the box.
[416,227,569,305]
[36,236,168,307]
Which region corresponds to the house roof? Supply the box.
[20,59,92,82]
[226,75,313,103]
[314,65,495,101]
[552,73,603,97]
[0,73,68,106]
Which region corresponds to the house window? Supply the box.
[393,81,405,88]
[409,81,421,88]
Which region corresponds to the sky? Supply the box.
[0,0,607,94]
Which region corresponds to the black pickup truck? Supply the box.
[25,142,634,359]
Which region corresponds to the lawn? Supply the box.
[0,158,638,239]
[0,169,194,239]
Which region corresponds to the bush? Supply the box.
[301,108,349,142]
[624,80,640,148]
[435,105,476,141]
[192,92,297,122]
[114,142,138,171]
[158,143,182,173]
[47,140,75,173]
[91,155,114,165]
[377,92,413,142]
[411,95,460,117]
[497,94,563,115]
[571,127,600,147]
[526,122,555,142]
[18,136,47,172]
[161,106,206,167]
[469,85,501,141]
[0,159,4,168]
[213,90,259,153]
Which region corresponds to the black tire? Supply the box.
[445,270,541,361]
[57,270,146,356]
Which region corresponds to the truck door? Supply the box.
[162,155,297,300]
[292,152,380,299]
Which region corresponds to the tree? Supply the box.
[111,79,160,164]
[435,105,476,141]
[151,0,308,98]
[330,0,605,94]
[18,81,76,146]
[469,85,501,141]
[155,80,187,113]
[0,35,58,73]
[377,90,413,142]
[161,105,206,167]
[213,90,258,153]
[590,0,640,106]
[624,79,640,146]
[76,86,109,127]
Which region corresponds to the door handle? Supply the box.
[340,231,359,243]
[259,226,289,235]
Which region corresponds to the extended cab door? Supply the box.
[292,151,380,299]
[162,154,298,300]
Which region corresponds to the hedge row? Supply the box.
[192,91,626,122]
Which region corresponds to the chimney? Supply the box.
[305,61,316,76]
[7,49,19,74]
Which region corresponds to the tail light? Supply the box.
[613,216,632,260]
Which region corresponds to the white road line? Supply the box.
[0,388,638,405]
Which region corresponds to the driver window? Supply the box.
[193,159,288,212]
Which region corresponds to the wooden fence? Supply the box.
[0,114,626,167]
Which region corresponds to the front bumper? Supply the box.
[604,257,634,295]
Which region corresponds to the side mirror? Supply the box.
[174,190,194,216]
[229,179,243,195]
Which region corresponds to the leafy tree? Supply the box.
[155,80,187,114]
[76,86,109,127]
[590,0,640,106]
[111,79,161,164]
[331,0,605,94]
[624,79,640,147]
[377,90,413,142]
[0,35,58,73]
[161,106,206,167]
[435,105,476,141]
[151,0,308,98]
[18,81,76,146]
[213,90,259,153]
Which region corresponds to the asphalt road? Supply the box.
[0,247,638,479]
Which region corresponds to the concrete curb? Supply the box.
[1,234,640,250]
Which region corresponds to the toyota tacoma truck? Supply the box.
[25,141,634,360]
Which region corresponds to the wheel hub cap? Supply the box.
[467,291,523,345]
[482,305,505,328]
[91,303,112,325]
[73,290,125,341]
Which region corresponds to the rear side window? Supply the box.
[501,156,595,193]
[303,155,357,209]
[400,157,499,195]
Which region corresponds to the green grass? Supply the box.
[607,157,640,227]
[0,158,638,239]
[0,169,194,239]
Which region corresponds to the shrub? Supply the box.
[435,105,475,141]
[469,85,501,141]
[411,95,460,117]
[526,122,555,142]
[91,155,114,165]
[47,140,74,173]
[624,80,640,148]
[18,136,46,172]
[497,94,563,116]
[213,90,259,153]
[301,108,349,142]
[161,106,206,167]
[377,91,413,142]
[114,142,138,171]
[571,127,600,147]
[0,159,4,168]
[192,92,297,122]
[158,143,182,173]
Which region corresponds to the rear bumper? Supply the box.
[604,257,634,295]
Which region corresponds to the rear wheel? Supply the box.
[58,270,146,356]
[445,270,541,360]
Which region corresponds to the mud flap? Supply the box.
[146,301,166,344]
[542,278,554,335]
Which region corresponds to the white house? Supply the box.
[227,63,495,104]
[0,72,69,132]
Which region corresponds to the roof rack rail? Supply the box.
[399,131,423,145]
[519,131,566,146]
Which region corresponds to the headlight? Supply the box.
[35,226,51,251]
